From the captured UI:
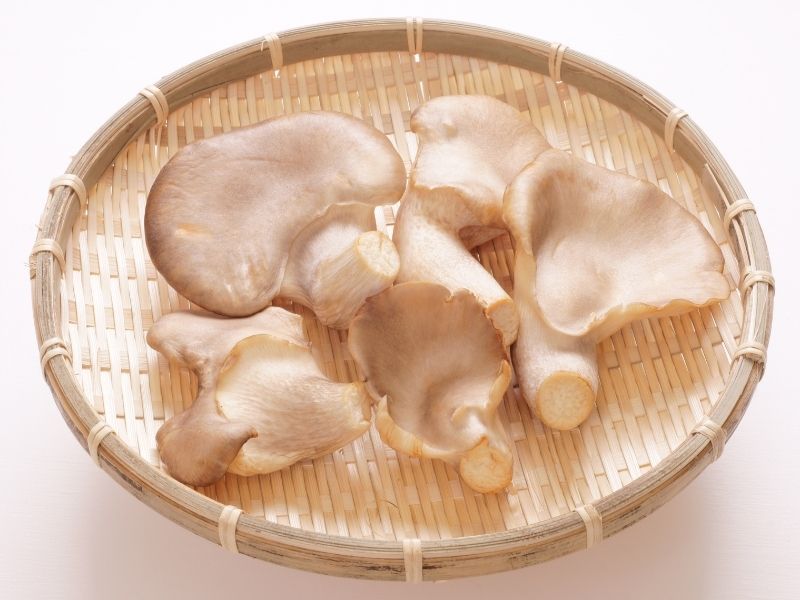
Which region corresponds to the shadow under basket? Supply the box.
[30,18,774,582]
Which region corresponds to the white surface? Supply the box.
[2,1,798,598]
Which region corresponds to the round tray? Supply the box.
[30,18,773,581]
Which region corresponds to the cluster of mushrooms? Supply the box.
[145,96,730,494]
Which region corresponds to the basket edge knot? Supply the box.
[741,267,775,291]
[575,504,602,549]
[732,341,767,364]
[692,416,726,462]
[261,33,283,70]
[49,174,87,212]
[219,505,244,553]
[30,238,66,280]
[724,198,756,231]
[406,17,424,56]
[403,537,423,582]
[139,85,169,125]
[665,107,688,152]
[38,335,72,378]
[548,42,567,83]
[87,420,115,466]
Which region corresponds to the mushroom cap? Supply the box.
[409,95,550,228]
[504,149,731,339]
[145,111,406,317]
[348,282,513,493]
[146,307,307,375]
[216,334,371,476]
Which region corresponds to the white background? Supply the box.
[2,1,798,598]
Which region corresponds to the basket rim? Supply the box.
[30,17,774,581]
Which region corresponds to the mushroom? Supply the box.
[348,282,513,494]
[145,111,405,327]
[148,307,370,486]
[392,96,550,345]
[504,149,731,430]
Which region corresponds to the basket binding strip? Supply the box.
[219,506,244,553]
[691,417,726,462]
[30,19,773,580]
[576,504,603,549]
[87,421,115,466]
[261,33,283,70]
[37,336,71,376]
[741,267,775,290]
[548,42,567,82]
[406,17,423,56]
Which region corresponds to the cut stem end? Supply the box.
[485,297,519,346]
[534,371,595,430]
[458,440,513,494]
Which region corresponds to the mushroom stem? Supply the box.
[279,205,399,329]
[394,192,518,346]
[308,231,399,328]
[459,439,513,494]
[513,254,598,431]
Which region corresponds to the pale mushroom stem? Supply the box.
[459,439,514,494]
[307,230,399,329]
[513,255,598,431]
[394,199,518,346]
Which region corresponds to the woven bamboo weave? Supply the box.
[30,19,773,581]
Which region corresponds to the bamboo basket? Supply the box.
[30,18,774,581]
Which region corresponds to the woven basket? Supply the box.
[30,18,774,581]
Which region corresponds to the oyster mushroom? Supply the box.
[145,111,405,327]
[348,282,513,494]
[504,149,731,430]
[148,308,370,486]
[392,96,550,345]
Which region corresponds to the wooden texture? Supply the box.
[30,19,773,581]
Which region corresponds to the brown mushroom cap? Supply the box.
[504,149,730,430]
[348,282,513,494]
[410,95,551,223]
[505,149,730,339]
[393,96,550,345]
[145,111,406,318]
